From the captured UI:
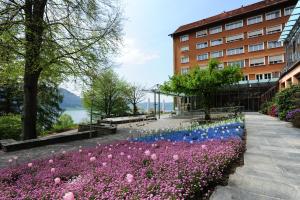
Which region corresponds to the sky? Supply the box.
[64,0,260,102]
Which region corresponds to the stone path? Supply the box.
[211,113,300,200]
[0,118,191,168]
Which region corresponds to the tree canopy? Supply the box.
[161,59,242,119]
[83,69,130,119]
[0,0,123,139]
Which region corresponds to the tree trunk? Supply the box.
[203,92,211,121]
[22,0,47,140]
[204,107,211,120]
[22,73,39,140]
[133,103,138,115]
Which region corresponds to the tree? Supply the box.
[37,80,63,132]
[83,69,130,118]
[0,79,63,133]
[161,59,242,120]
[126,84,145,115]
[0,0,122,139]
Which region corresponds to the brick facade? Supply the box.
[171,0,297,83]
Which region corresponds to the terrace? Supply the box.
[0,113,299,199]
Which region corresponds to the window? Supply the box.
[209,26,222,34]
[249,43,264,52]
[247,15,263,25]
[256,73,271,80]
[199,64,208,69]
[218,63,224,69]
[266,10,281,20]
[242,75,248,81]
[181,67,190,74]
[197,53,209,61]
[210,38,223,46]
[196,30,208,38]
[267,41,283,49]
[181,46,189,52]
[227,60,245,68]
[269,55,284,64]
[272,72,280,78]
[227,47,244,56]
[284,6,294,16]
[226,33,244,43]
[248,29,263,38]
[256,74,263,80]
[264,73,272,79]
[196,42,208,49]
[225,20,243,30]
[180,35,189,42]
[250,57,265,67]
[181,56,189,63]
[266,25,282,34]
[211,51,223,58]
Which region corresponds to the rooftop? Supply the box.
[171,0,292,36]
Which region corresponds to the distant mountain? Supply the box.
[59,88,83,109]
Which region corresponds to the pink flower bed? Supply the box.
[0,139,244,199]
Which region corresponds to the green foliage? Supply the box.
[0,114,22,140]
[0,80,63,133]
[275,85,300,120]
[161,59,242,119]
[0,0,123,139]
[37,81,63,132]
[53,114,75,133]
[260,101,274,115]
[83,69,130,118]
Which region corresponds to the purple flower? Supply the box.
[286,109,300,121]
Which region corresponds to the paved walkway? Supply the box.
[0,118,191,168]
[211,113,300,200]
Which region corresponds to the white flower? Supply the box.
[173,154,179,161]
[151,153,157,160]
[126,173,134,183]
[90,157,96,162]
[144,150,151,156]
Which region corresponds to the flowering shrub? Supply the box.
[0,121,245,199]
[268,105,278,117]
[286,109,300,121]
[133,122,244,143]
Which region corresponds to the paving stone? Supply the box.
[211,113,300,200]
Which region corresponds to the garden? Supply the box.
[260,84,300,128]
[0,118,246,199]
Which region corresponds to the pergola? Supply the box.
[143,84,185,119]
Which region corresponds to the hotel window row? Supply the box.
[242,72,279,81]
[181,54,284,66]
[179,6,293,42]
[181,25,283,50]
[182,39,283,52]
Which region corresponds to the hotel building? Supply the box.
[170,0,297,111]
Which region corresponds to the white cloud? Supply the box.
[116,38,159,66]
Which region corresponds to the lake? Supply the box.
[63,109,89,124]
[64,102,174,124]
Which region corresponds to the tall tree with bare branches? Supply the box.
[126,83,145,115]
[0,0,123,139]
